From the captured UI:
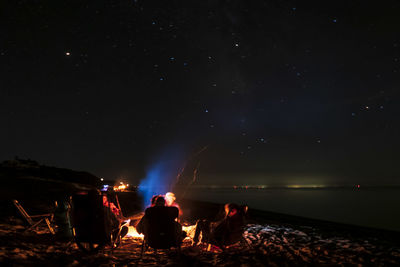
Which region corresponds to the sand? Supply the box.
[1,206,400,266]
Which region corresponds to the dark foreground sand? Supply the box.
[1,199,400,266]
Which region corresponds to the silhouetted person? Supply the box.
[193,203,248,248]
[150,194,163,207]
[137,196,186,246]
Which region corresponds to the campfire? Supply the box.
[126,224,196,241]
[123,190,198,241]
[124,219,197,241]
[182,224,197,240]
[126,224,144,238]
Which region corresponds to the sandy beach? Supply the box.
[3,0,400,265]
[1,197,400,266]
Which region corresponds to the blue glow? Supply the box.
[101,185,109,192]
[138,147,184,208]
[139,163,170,208]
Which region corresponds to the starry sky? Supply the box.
[2,0,400,186]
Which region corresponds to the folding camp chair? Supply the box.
[140,206,182,257]
[196,204,251,252]
[12,200,55,235]
[70,191,128,253]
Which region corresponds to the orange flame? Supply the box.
[125,225,196,241]
[126,225,144,239]
[182,224,197,240]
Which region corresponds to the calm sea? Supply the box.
[185,187,400,232]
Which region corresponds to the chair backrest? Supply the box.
[144,206,179,249]
[70,192,111,245]
[13,200,34,225]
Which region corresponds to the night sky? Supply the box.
[2,0,400,186]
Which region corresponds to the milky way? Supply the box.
[1,0,399,185]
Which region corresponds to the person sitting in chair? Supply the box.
[193,203,248,248]
[137,196,186,247]
[103,194,128,239]
[165,192,183,220]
